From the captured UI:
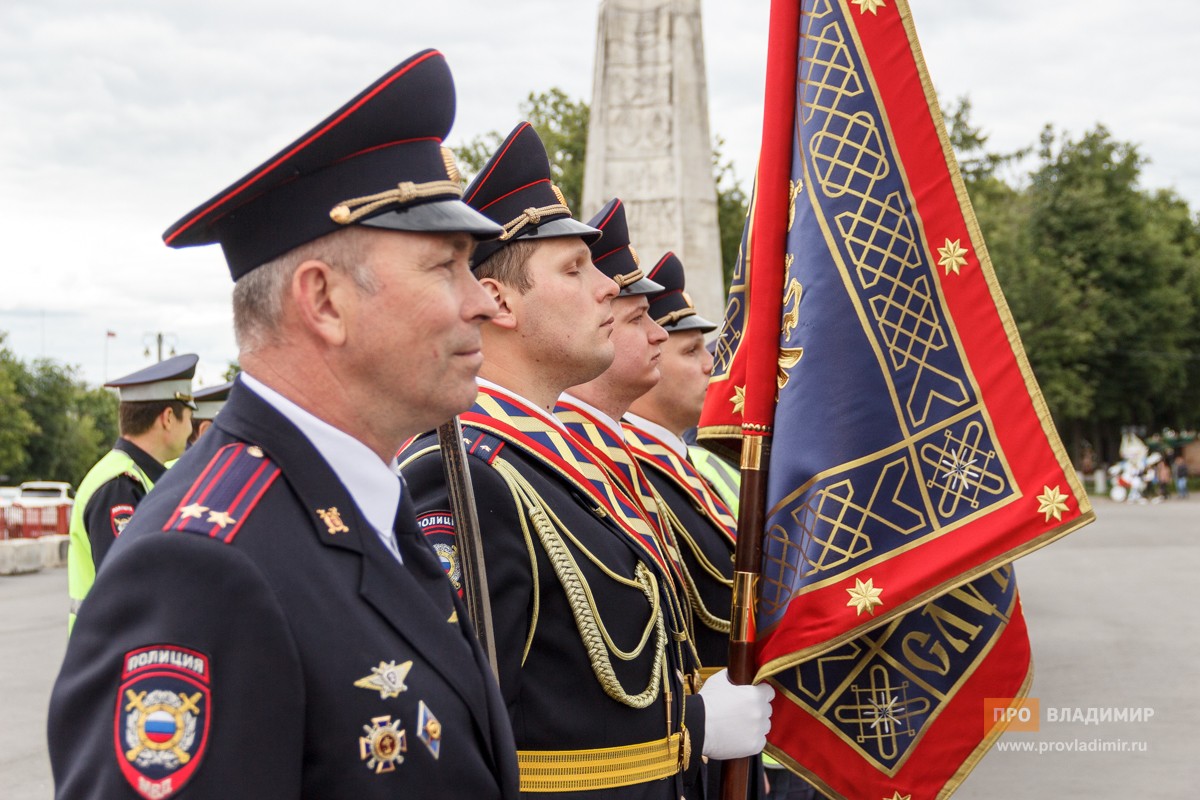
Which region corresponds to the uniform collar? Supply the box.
[477,377,569,432]
[240,372,402,561]
[623,412,689,460]
[114,437,167,483]
[558,392,624,440]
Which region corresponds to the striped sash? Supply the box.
[459,388,673,577]
[622,424,738,547]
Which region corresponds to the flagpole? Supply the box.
[719,2,802,798]
[721,433,772,800]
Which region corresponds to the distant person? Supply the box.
[66,354,197,630]
[188,381,232,445]
[1175,454,1189,499]
[1155,456,1171,501]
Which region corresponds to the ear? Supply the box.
[479,277,518,331]
[291,259,351,346]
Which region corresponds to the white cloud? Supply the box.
[2,0,1197,387]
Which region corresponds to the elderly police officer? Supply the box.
[67,354,197,630]
[48,51,519,800]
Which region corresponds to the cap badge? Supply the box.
[441,146,463,185]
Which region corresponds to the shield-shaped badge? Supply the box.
[115,645,211,800]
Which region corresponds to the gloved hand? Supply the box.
[698,668,775,760]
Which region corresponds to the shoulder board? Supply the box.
[460,426,505,466]
[163,443,281,544]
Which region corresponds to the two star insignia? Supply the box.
[179,503,237,529]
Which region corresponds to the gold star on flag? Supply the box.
[207,509,237,529]
[884,793,912,800]
[937,238,969,276]
[179,503,208,519]
[847,578,884,616]
[1036,485,1070,522]
[731,385,746,415]
[852,0,887,14]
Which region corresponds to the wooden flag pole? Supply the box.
[720,433,772,800]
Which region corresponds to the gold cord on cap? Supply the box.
[329,179,463,225]
[614,269,645,289]
[498,203,571,241]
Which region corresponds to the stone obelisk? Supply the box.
[582,0,725,324]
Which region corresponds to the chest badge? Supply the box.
[417,701,442,759]
[359,715,407,774]
[354,660,413,699]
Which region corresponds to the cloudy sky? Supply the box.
[2,0,1197,389]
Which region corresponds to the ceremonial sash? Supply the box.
[622,423,738,548]
[460,388,673,577]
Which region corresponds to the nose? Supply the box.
[701,345,714,375]
[589,262,619,301]
[462,268,499,323]
[649,319,668,345]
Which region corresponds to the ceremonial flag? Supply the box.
[698,1,1094,796]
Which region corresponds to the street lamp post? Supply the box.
[142,332,178,363]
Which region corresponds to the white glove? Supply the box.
[698,668,775,760]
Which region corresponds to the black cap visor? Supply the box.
[516,216,603,245]
[619,275,666,296]
[664,313,718,334]
[360,198,504,239]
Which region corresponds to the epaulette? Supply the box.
[461,426,505,466]
[163,443,281,544]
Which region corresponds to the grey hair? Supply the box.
[232,228,380,352]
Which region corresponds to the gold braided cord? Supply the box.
[653,487,732,636]
[493,459,665,709]
[495,461,543,666]
[614,268,645,288]
[499,204,571,241]
[329,179,463,225]
[655,307,698,327]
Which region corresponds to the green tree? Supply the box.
[1026,125,1198,460]
[0,334,37,481]
[714,137,749,290]
[454,88,590,213]
[14,359,114,485]
[452,88,750,283]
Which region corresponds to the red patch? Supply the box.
[114,645,211,800]
[110,504,135,538]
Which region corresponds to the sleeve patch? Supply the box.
[163,443,280,544]
[115,645,211,800]
[110,504,136,538]
[416,511,462,595]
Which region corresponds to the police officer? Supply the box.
[623,253,782,800]
[49,50,519,800]
[399,124,771,800]
[188,381,232,445]
[67,354,197,630]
